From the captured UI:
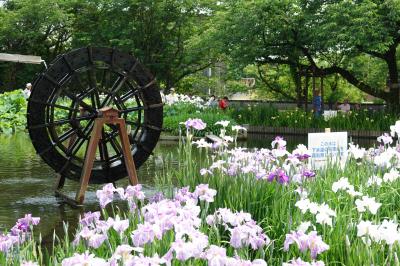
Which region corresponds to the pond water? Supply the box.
[0,132,377,244]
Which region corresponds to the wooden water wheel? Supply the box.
[27,47,163,185]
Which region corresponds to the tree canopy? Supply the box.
[0,0,217,91]
[215,0,400,104]
[0,0,400,104]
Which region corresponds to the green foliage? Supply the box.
[175,75,221,96]
[70,0,218,90]
[0,0,218,92]
[230,104,398,131]
[0,90,27,134]
[0,88,395,137]
[0,0,73,90]
[224,80,248,94]
[155,138,400,265]
[163,104,236,137]
[2,0,400,103]
[213,0,400,104]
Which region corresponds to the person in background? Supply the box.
[218,96,229,110]
[338,99,351,113]
[312,89,322,116]
[207,94,218,107]
[23,83,32,99]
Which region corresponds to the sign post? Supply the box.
[308,131,348,169]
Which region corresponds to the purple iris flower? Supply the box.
[184,118,206,130]
[80,211,101,227]
[11,214,40,236]
[295,153,311,161]
[302,169,316,179]
[150,192,165,203]
[267,168,290,184]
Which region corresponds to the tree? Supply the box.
[0,0,73,90]
[69,0,219,91]
[319,0,400,105]
[214,0,400,104]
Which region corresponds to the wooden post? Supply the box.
[55,107,139,206]
[118,118,139,186]
[304,75,309,112]
[312,69,316,97]
[321,76,324,112]
[75,118,104,204]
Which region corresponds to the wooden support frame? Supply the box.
[54,107,138,206]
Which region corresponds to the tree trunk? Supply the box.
[5,63,18,91]
[385,48,399,105]
[321,76,324,111]
[165,74,174,94]
[290,65,302,108]
[304,75,310,112]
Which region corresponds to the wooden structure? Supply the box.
[300,66,325,112]
[27,47,163,205]
[55,107,139,205]
[0,53,47,68]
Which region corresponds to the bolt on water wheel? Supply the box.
[27,47,163,184]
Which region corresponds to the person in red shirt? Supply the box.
[218,96,229,110]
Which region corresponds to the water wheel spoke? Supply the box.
[125,120,142,141]
[90,93,97,111]
[119,105,145,113]
[43,73,86,112]
[69,136,87,158]
[30,114,96,129]
[120,89,140,102]
[58,128,78,143]
[125,120,140,127]
[119,103,163,114]
[64,91,96,113]
[125,119,139,131]
[102,127,119,143]
[67,121,93,157]
[112,99,124,110]
[109,137,123,158]
[77,87,96,100]
[37,128,78,156]
[101,74,129,107]
[114,95,127,110]
[111,91,128,110]
[98,129,111,164]
[29,98,78,112]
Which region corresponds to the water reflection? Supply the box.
[0,133,178,237]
